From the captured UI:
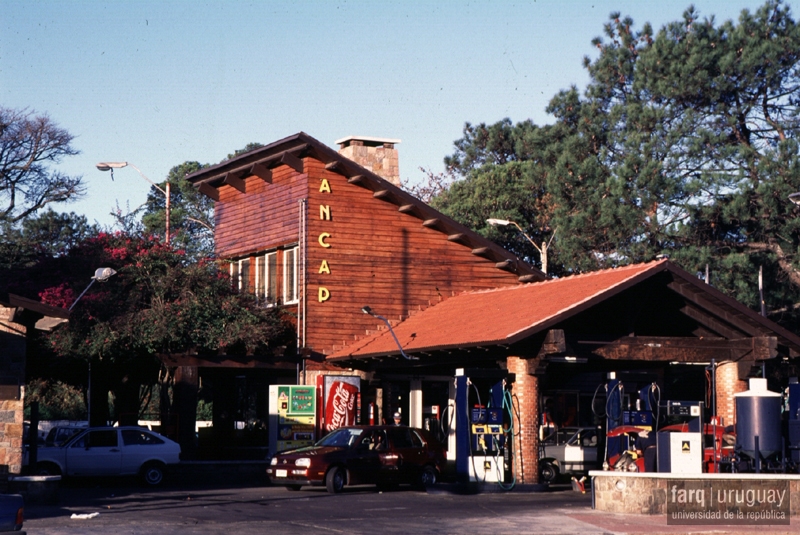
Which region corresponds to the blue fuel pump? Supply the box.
[455,369,513,486]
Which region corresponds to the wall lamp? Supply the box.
[361,306,417,360]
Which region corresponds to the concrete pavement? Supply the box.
[18,470,800,535]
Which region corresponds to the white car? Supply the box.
[36,426,181,486]
[539,427,600,483]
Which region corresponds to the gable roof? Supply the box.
[327,260,800,361]
[185,132,545,283]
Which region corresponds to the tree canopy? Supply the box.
[430,0,800,326]
[29,232,294,424]
[0,107,83,223]
[140,161,215,259]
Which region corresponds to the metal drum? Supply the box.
[734,378,782,458]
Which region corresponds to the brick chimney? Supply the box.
[336,136,401,186]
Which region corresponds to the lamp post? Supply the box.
[69,267,117,425]
[362,306,417,360]
[486,218,556,275]
[97,162,171,245]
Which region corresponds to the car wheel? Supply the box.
[539,461,558,484]
[325,466,345,494]
[416,465,437,490]
[141,462,166,486]
[285,485,302,491]
[36,462,61,476]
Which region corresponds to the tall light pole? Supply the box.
[97,162,171,245]
[486,218,556,275]
[69,267,117,425]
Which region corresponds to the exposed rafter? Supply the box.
[250,163,272,183]
[223,171,246,193]
[668,281,765,338]
[680,304,745,340]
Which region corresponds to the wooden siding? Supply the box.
[215,165,308,258]
[211,152,528,356]
[304,158,524,354]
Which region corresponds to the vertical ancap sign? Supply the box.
[318,179,331,302]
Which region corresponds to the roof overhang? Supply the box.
[186,131,545,283]
[328,260,800,364]
[1,293,70,331]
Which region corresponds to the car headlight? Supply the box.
[270,457,278,466]
[295,458,311,468]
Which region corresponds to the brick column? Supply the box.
[715,361,748,427]
[507,356,539,484]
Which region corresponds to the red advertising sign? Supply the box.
[324,380,359,433]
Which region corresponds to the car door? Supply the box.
[386,428,425,483]
[346,430,383,485]
[65,429,122,476]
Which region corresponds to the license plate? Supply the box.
[276,469,287,478]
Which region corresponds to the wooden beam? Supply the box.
[495,259,513,270]
[680,304,745,340]
[471,247,491,257]
[280,152,304,173]
[196,183,219,201]
[398,204,417,215]
[669,281,763,337]
[249,162,272,183]
[541,329,567,354]
[373,190,392,200]
[223,171,246,193]
[447,233,468,244]
[422,218,441,228]
[348,175,366,185]
[518,274,540,283]
[325,160,343,173]
[591,336,777,362]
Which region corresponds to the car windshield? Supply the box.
[316,428,363,447]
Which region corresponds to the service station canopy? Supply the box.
[328,260,800,375]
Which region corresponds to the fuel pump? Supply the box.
[454,369,513,486]
[604,373,624,462]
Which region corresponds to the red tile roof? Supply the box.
[328,260,669,360]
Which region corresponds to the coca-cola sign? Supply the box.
[324,380,359,433]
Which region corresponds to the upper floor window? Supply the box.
[256,251,278,305]
[230,258,250,292]
[284,245,299,304]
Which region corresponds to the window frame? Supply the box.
[283,245,299,305]
[257,250,278,306]
[230,257,251,292]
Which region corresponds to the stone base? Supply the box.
[591,471,800,515]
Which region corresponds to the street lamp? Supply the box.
[97,162,171,245]
[69,267,117,425]
[362,306,417,360]
[486,218,556,275]
[69,267,118,311]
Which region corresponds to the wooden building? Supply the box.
[189,132,800,480]
[188,132,544,361]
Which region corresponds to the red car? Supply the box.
[267,425,446,493]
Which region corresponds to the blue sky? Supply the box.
[3,0,794,228]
